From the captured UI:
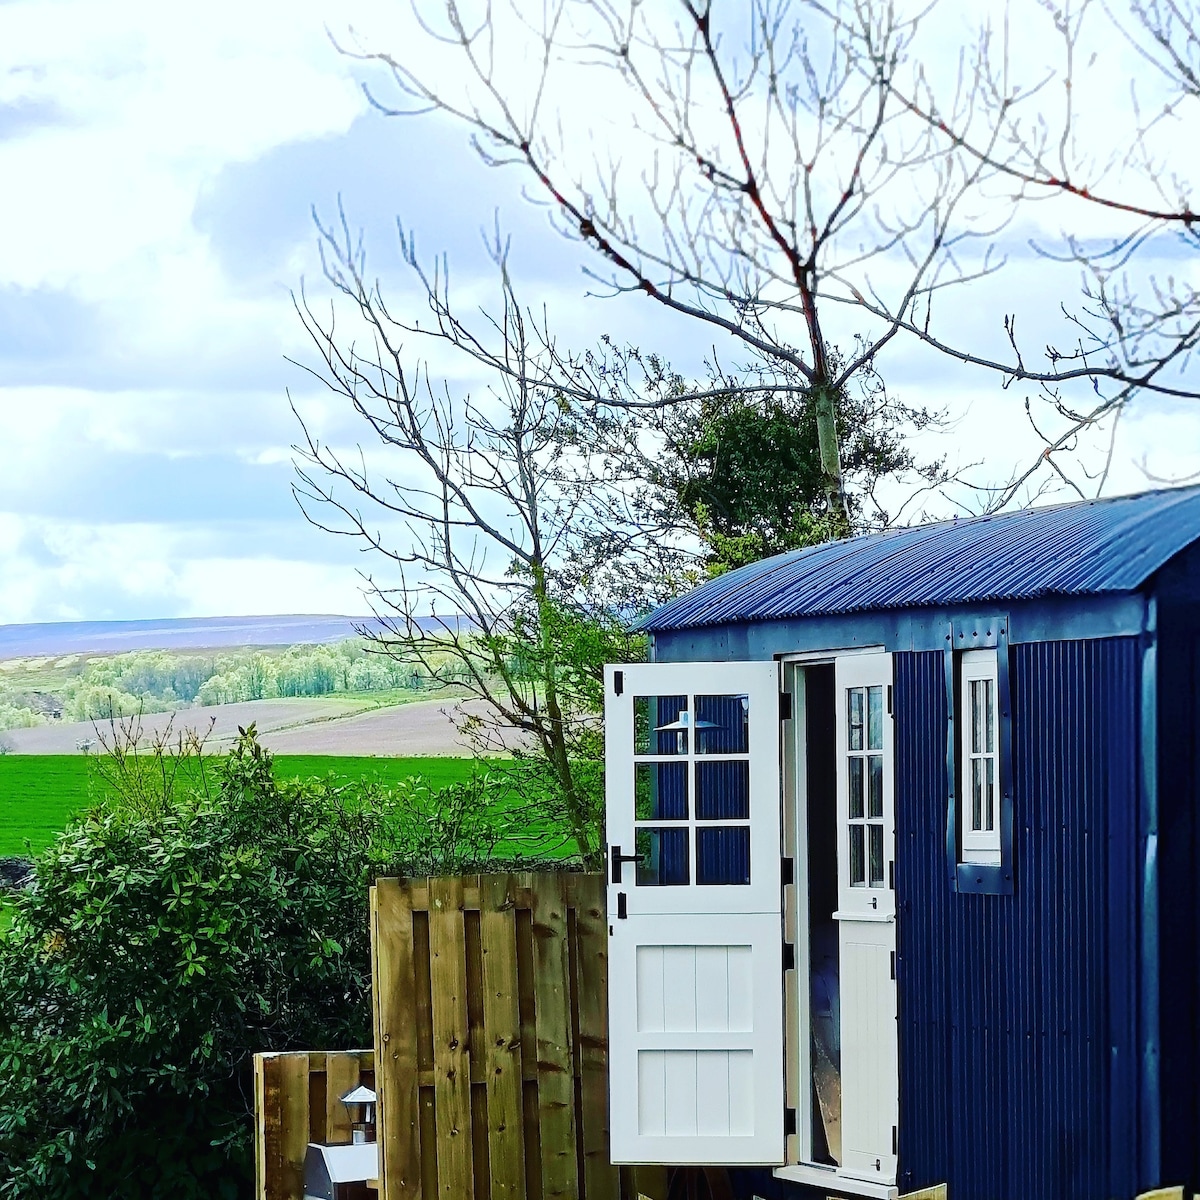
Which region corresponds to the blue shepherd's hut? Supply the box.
[601,484,1200,1200]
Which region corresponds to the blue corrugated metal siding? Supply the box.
[642,485,1200,632]
[895,640,1140,1200]
[1155,607,1200,1190]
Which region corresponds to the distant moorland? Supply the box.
[0,636,473,734]
[0,614,405,658]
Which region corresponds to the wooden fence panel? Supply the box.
[253,1049,375,1200]
[374,873,641,1200]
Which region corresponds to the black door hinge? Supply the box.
[617,892,627,920]
[892,1125,898,1155]
[887,683,893,714]
[613,670,624,696]
[890,950,896,980]
[781,856,795,887]
[779,691,793,721]
[784,1107,797,1137]
[782,942,796,972]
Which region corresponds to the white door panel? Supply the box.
[605,661,784,1165]
[839,926,898,1176]
[609,913,784,1163]
[833,653,898,1186]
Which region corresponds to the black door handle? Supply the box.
[610,844,640,884]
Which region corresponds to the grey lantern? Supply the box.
[339,1084,377,1145]
[655,708,720,753]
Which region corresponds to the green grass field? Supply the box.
[0,754,484,859]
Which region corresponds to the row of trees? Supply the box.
[0,642,460,732]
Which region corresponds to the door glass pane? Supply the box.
[868,824,884,886]
[970,680,984,755]
[635,762,688,821]
[694,694,749,754]
[634,694,689,756]
[848,688,864,751]
[848,756,864,819]
[985,679,995,753]
[695,760,750,820]
[868,685,883,750]
[971,758,983,831]
[696,826,751,885]
[868,754,883,818]
[985,756,995,831]
[849,825,865,886]
[635,827,689,886]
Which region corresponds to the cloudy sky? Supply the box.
[1,0,1197,625]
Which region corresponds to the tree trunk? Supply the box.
[813,383,849,528]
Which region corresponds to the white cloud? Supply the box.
[0,0,1196,624]
[0,512,372,624]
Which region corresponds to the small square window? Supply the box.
[960,649,1000,865]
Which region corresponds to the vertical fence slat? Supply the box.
[278,1053,310,1200]
[533,874,580,1200]
[325,1051,361,1145]
[430,874,475,1200]
[482,873,528,1200]
[571,876,617,1200]
[257,1054,281,1200]
[375,877,422,1200]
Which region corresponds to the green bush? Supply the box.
[0,733,372,1197]
[0,729,568,1198]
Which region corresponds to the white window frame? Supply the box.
[960,648,1000,865]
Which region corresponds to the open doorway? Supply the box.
[803,663,841,1166]
[784,652,899,1190]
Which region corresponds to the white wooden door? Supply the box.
[833,653,898,1185]
[605,660,785,1165]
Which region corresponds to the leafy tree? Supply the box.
[339,0,1199,510]
[292,235,661,868]
[609,348,949,575]
[0,702,44,733]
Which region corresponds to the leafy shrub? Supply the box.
[0,728,572,1197]
[0,730,376,1198]
[374,767,571,875]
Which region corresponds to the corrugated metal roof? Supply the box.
[641,484,1200,632]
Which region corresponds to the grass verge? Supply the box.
[0,754,490,859]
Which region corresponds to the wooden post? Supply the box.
[571,875,617,1200]
[374,878,422,1200]
[481,873,527,1200]
[429,875,474,1200]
